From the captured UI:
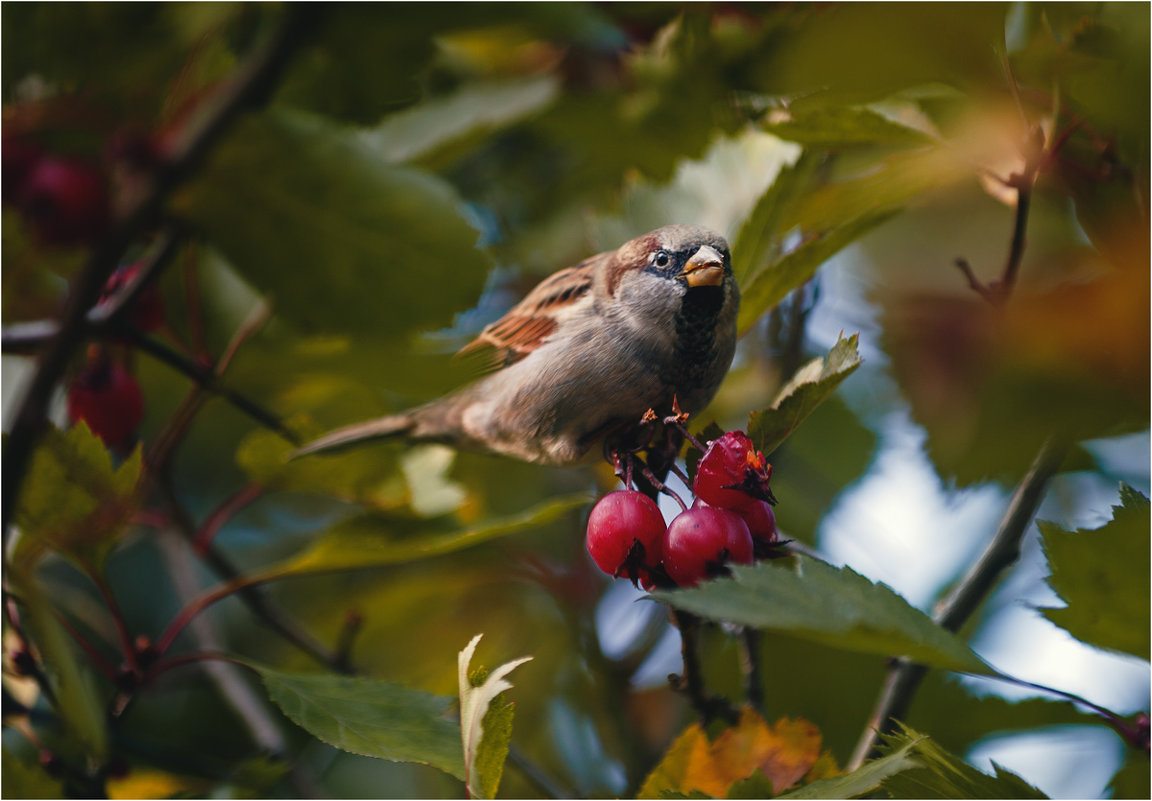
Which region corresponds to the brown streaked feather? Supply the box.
[456,257,599,369]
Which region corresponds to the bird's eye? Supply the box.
[653,250,670,267]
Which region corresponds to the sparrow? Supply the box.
[295,224,740,465]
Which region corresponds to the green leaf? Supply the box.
[2,747,66,800]
[18,582,109,760]
[748,334,863,457]
[654,555,990,674]
[458,634,532,799]
[11,423,141,571]
[177,109,490,338]
[877,725,1047,799]
[737,212,895,335]
[763,107,936,148]
[1109,749,1151,800]
[360,76,560,167]
[776,733,922,799]
[1038,485,1150,659]
[253,665,465,780]
[258,493,590,579]
[731,152,823,284]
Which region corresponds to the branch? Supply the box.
[1,6,320,546]
[848,439,1066,769]
[668,608,739,725]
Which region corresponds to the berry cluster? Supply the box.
[587,431,780,589]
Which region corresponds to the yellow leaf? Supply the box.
[640,709,830,798]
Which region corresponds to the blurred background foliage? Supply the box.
[2,2,1148,799]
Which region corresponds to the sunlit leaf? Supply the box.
[257,493,589,579]
[748,334,862,457]
[654,555,991,674]
[776,733,922,799]
[1039,485,1150,660]
[177,109,490,338]
[458,634,532,799]
[361,76,560,167]
[11,423,141,571]
[254,665,465,780]
[2,747,65,800]
[731,152,822,284]
[764,106,936,148]
[877,725,1047,799]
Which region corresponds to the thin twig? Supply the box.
[740,627,765,713]
[668,608,739,725]
[848,439,1066,769]
[1,5,320,547]
[192,482,266,554]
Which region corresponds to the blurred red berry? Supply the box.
[586,490,666,582]
[2,134,44,200]
[693,431,774,510]
[99,262,165,332]
[662,506,753,588]
[18,156,109,245]
[67,359,144,451]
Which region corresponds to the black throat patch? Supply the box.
[673,285,725,374]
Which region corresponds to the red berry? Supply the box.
[662,507,753,588]
[67,360,144,451]
[99,262,165,332]
[694,496,777,542]
[18,156,109,245]
[693,431,773,511]
[586,490,666,581]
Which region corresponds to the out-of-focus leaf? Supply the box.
[361,76,560,167]
[737,213,894,334]
[2,747,66,799]
[638,709,830,799]
[1109,750,1151,800]
[18,583,108,760]
[748,335,862,457]
[882,267,1149,486]
[11,423,141,571]
[235,426,408,512]
[776,733,921,799]
[256,493,589,580]
[877,725,1047,799]
[764,107,936,148]
[908,673,1104,758]
[458,634,532,799]
[254,665,464,780]
[107,769,212,800]
[176,109,490,338]
[655,555,990,674]
[1038,485,1150,660]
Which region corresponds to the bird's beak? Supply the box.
[679,245,726,287]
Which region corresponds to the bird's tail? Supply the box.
[293,414,415,458]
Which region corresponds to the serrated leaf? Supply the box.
[737,213,895,335]
[877,725,1047,799]
[258,493,589,580]
[177,109,490,338]
[1038,485,1150,659]
[763,107,936,148]
[639,709,829,799]
[360,75,560,166]
[776,734,923,799]
[253,665,465,780]
[11,423,142,571]
[748,334,863,457]
[731,152,823,283]
[655,555,990,674]
[458,634,532,799]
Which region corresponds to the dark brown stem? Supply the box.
[740,627,765,713]
[848,439,1066,769]
[1,5,319,548]
[668,608,739,725]
[192,482,266,554]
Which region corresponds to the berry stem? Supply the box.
[639,462,687,512]
[669,609,738,725]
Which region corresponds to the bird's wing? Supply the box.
[456,254,602,370]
